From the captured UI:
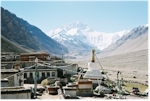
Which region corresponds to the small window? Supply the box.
[52,72,55,77]
[24,73,27,78]
[30,72,33,77]
[42,72,45,77]
[47,72,50,77]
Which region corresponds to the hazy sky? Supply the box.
[1,0,148,33]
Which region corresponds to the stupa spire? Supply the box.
[91,49,95,62]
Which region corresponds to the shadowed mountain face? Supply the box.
[1,7,68,55]
[1,36,27,53]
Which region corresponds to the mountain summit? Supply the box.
[47,21,97,54]
[47,21,130,53]
[48,21,92,36]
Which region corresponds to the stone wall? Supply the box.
[1,87,31,99]
[1,73,16,87]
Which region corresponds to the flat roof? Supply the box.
[1,79,8,82]
[1,86,31,93]
[24,69,57,72]
[1,69,19,73]
[20,52,49,55]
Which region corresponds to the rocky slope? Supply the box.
[1,36,28,53]
[99,24,148,57]
[1,7,68,55]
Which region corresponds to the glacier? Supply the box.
[47,21,130,51]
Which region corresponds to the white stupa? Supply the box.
[83,50,103,80]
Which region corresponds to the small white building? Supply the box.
[63,87,77,97]
[1,69,24,87]
[63,80,93,97]
[24,69,58,84]
[1,86,31,99]
[1,79,9,87]
[76,80,93,96]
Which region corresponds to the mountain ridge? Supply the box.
[47,21,130,52]
[47,21,148,58]
[98,24,148,57]
[1,7,68,55]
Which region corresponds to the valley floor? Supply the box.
[66,49,148,91]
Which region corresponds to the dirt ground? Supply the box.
[37,91,148,99]
[38,92,59,99]
[66,50,148,84]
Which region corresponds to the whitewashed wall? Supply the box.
[14,73,24,86]
[63,89,76,97]
[58,64,78,75]
[1,81,9,87]
[1,92,31,99]
[78,84,92,90]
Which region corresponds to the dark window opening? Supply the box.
[47,72,50,77]
[52,72,55,77]
[30,72,33,77]
[24,73,27,78]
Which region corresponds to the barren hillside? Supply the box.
[67,49,148,83]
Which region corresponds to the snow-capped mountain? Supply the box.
[86,30,130,50]
[47,21,130,53]
[47,21,97,53]
[101,24,148,56]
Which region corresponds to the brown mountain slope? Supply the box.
[1,7,68,55]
